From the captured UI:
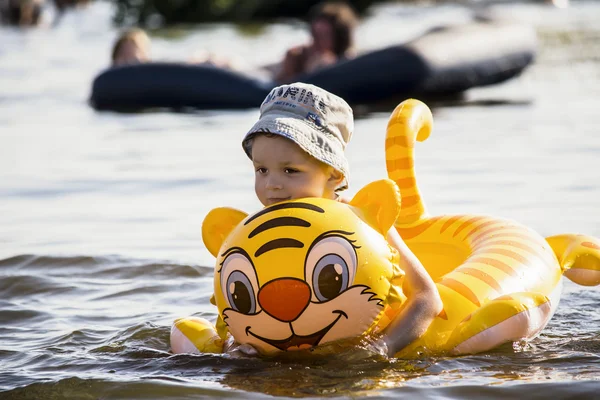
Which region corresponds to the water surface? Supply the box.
[1,1,599,398]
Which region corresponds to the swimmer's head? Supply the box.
[111,28,150,67]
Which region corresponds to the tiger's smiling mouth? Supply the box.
[245,310,348,351]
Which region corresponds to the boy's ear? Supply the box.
[349,179,401,235]
[202,207,248,257]
[327,169,344,189]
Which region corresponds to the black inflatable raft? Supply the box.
[90,21,536,111]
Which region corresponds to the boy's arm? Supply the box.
[337,195,441,356]
[378,228,442,357]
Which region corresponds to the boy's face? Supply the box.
[251,135,341,207]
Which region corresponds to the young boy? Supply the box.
[240,82,442,357]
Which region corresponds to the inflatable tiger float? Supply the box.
[170,99,600,357]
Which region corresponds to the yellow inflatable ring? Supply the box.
[384,99,600,356]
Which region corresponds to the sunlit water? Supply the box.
[1,1,599,398]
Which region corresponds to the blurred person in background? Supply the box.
[111,28,240,69]
[53,0,89,13]
[111,28,151,66]
[0,0,91,27]
[275,1,358,83]
[1,0,45,26]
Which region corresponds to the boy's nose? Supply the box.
[266,177,283,190]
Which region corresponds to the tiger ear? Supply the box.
[202,207,248,257]
[349,179,401,235]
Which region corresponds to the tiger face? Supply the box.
[202,180,405,354]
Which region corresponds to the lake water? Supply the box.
[1,1,599,398]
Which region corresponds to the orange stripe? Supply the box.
[487,247,530,265]
[477,239,547,260]
[453,216,488,238]
[440,216,463,234]
[385,135,409,148]
[438,308,448,320]
[394,177,416,189]
[457,267,503,292]
[396,218,440,240]
[471,228,535,246]
[471,226,506,244]
[582,241,600,250]
[398,212,424,223]
[468,256,518,277]
[386,157,414,171]
[439,278,481,306]
[384,305,400,321]
[467,220,501,238]
[401,195,420,209]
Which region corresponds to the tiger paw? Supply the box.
[170,316,224,354]
[546,234,600,286]
[448,292,552,355]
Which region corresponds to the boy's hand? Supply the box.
[336,195,350,204]
[223,337,259,357]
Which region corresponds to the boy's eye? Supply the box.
[284,168,299,174]
[256,167,267,174]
